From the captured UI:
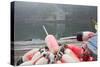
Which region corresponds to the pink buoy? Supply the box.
[45,35,59,54]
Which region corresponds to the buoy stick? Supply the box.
[43,25,49,36]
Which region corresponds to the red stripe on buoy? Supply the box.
[26,51,38,61]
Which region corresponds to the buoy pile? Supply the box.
[16,26,95,66]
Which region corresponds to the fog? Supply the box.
[13,1,97,41]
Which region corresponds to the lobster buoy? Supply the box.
[76,31,95,41]
[56,60,62,64]
[67,44,84,58]
[45,35,59,54]
[61,48,80,63]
